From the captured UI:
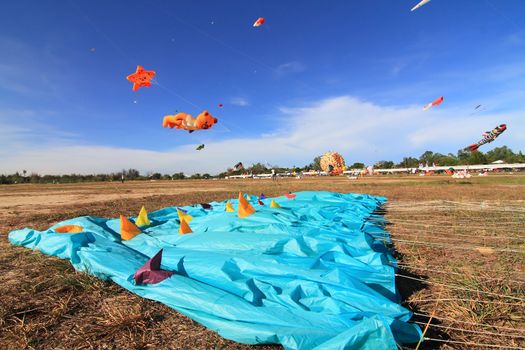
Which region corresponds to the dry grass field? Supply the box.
[1,175,524,349]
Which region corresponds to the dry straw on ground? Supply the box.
[1,176,524,349]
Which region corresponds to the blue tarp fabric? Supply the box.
[9,191,421,349]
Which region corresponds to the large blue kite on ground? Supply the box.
[9,191,421,349]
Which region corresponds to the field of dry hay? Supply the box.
[1,175,524,349]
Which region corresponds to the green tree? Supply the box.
[349,162,365,169]
[375,160,395,169]
[397,157,419,168]
[309,156,322,171]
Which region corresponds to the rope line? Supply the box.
[412,312,525,333]
[396,274,525,301]
[424,337,525,349]
[413,321,525,339]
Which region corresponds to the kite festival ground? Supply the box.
[0,175,524,349]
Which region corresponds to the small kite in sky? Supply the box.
[233,162,244,171]
[423,96,444,110]
[218,103,223,108]
[475,104,482,110]
[163,111,218,133]
[89,47,96,53]
[133,249,174,285]
[253,17,265,27]
[196,144,205,151]
[466,124,507,152]
[126,65,156,92]
[411,0,431,12]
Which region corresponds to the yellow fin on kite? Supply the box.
[120,215,141,240]
[135,206,150,227]
[238,192,256,218]
[270,200,281,208]
[225,201,235,212]
[177,208,193,223]
[179,217,193,234]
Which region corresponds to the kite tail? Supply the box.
[468,144,479,152]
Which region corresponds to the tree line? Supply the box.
[1,146,523,184]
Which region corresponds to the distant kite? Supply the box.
[127,65,156,92]
[253,17,265,27]
[196,144,205,151]
[163,111,218,133]
[466,124,507,152]
[411,0,430,12]
[475,104,482,110]
[233,162,244,171]
[89,48,96,53]
[218,103,223,108]
[423,96,444,110]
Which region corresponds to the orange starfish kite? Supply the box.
[126,65,156,92]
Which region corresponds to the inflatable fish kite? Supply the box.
[127,65,156,92]
[196,144,205,151]
[253,17,265,27]
[163,111,218,133]
[411,0,430,12]
[423,96,443,110]
[466,124,507,152]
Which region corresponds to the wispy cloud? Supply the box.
[1,96,523,175]
[229,97,250,107]
[275,61,305,78]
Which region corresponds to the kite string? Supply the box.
[387,238,524,253]
[412,311,525,333]
[414,286,442,350]
[396,274,525,301]
[423,337,525,349]
[393,264,525,284]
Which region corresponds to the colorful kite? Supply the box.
[466,124,507,152]
[196,144,205,151]
[126,65,156,92]
[134,249,174,285]
[320,152,346,176]
[163,111,218,133]
[411,0,430,12]
[423,96,444,110]
[253,17,265,27]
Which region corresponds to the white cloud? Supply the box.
[229,97,250,107]
[1,96,523,175]
[275,61,305,78]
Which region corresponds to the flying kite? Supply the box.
[163,111,218,133]
[320,152,346,176]
[423,96,444,110]
[218,103,223,108]
[466,124,507,152]
[253,17,265,27]
[133,249,173,285]
[89,48,96,53]
[411,0,430,12]
[475,104,482,110]
[127,65,156,92]
[196,144,205,151]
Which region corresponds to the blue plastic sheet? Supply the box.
[9,191,421,349]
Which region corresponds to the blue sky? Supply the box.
[1,0,524,174]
